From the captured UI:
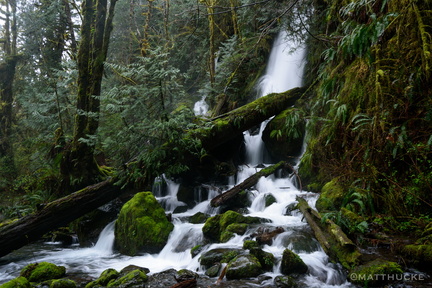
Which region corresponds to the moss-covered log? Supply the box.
[195,87,307,151]
[0,178,124,258]
[296,197,361,270]
[211,161,291,207]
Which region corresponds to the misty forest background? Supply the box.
[0,0,431,236]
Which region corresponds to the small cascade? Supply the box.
[193,96,209,116]
[93,221,116,253]
[157,175,186,212]
[0,30,354,288]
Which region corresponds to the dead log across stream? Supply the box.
[211,161,290,207]
[0,87,306,258]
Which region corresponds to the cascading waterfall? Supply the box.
[0,30,353,287]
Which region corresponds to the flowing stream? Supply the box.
[0,31,353,287]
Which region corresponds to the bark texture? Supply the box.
[210,161,291,207]
[0,178,123,258]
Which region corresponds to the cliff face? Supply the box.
[302,0,432,216]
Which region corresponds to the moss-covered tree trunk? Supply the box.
[0,0,18,182]
[62,0,118,192]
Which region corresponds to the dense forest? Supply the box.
[0,0,431,286]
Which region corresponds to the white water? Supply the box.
[0,31,353,287]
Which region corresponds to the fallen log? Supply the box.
[0,178,126,258]
[195,87,307,151]
[296,197,361,270]
[211,161,290,207]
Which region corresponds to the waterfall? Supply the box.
[244,30,306,165]
[93,221,116,253]
[0,30,353,288]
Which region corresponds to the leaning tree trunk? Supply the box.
[296,197,361,269]
[211,161,291,207]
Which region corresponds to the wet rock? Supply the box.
[284,202,298,215]
[262,107,305,162]
[265,194,277,207]
[202,210,262,242]
[120,265,150,275]
[85,268,119,287]
[348,259,403,287]
[0,276,31,288]
[225,254,263,280]
[243,240,275,271]
[49,278,77,288]
[20,262,66,283]
[315,179,344,213]
[106,269,148,287]
[253,226,285,245]
[205,263,222,277]
[114,191,174,255]
[280,249,308,275]
[188,212,210,224]
[274,275,298,288]
[200,248,245,268]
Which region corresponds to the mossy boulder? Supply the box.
[402,244,432,266]
[315,179,345,212]
[280,249,308,275]
[188,212,210,224]
[274,275,298,288]
[202,210,262,242]
[225,254,263,280]
[50,279,77,288]
[220,223,249,242]
[20,262,66,282]
[106,269,148,287]
[265,194,277,207]
[114,191,174,255]
[85,268,119,288]
[243,240,274,271]
[262,108,305,162]
[348,259,403,287]
[0,277,31,288]
[199,248,244,268]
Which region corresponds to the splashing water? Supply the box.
[0,31,353,287]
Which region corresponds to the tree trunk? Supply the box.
[296,197,361,269]
[210,161,291,207]
[63,0,118,192]
[0,178,126,258]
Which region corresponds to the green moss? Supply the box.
[315,179,345,212]
[402,244,432,265]
[243,240,260,250]
[203,210,261,242]
[114,192,174,255]
[226,254,263,280]
[0,277,31,288]
[106,269,147,287]
[349,259,403,286]
[85,268,119,288]
[50,279,77,288]
[280,249,308,275]
[20,262,66,282]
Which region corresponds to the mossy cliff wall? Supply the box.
[301,0,432,216]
